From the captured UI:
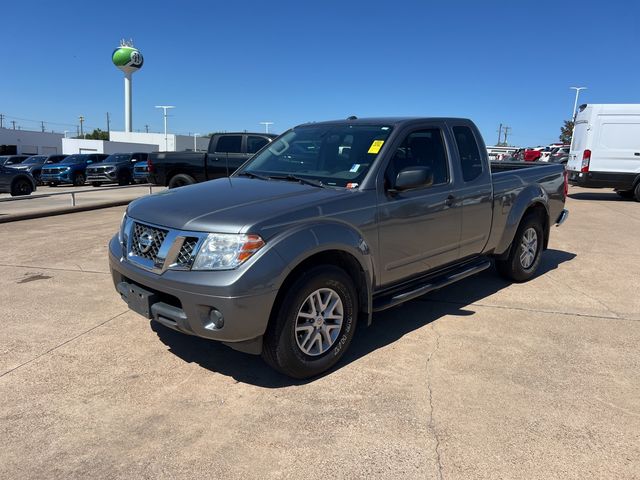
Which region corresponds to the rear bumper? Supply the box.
[568,170,638,190]
[555,209,569,226]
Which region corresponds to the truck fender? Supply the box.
[495,184,550,256]
[268,221,375,325]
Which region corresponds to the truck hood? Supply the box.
[126,177,354,234]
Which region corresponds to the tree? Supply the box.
[81,128,109,140]
[559,120,574,144]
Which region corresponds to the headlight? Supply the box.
[118,213,128,245]
[106,166,116,172]
[192,233,265,270]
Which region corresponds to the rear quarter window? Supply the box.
[452,126,483,182]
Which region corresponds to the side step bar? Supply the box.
[372,258,492,312]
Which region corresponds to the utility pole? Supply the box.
[155,106,175,151]
[76,125,80,137]
[570,86,587,120]
[503,126,512,145]
[106,112,111,134]
[144,124,149,133]
[41,121,45,133]
[79,116,85,138]
[0,113,4,128]
[497,123,503,146]
[259,121,274,134]
[11,120,16,130]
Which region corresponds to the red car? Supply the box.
[524,148,544,162]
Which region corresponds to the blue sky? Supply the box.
[2,0,638,146]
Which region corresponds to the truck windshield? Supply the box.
[239,124,393,187]
[23,156,47,165]
[62,155,89,164]
[104,154,132,163]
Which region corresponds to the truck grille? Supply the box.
[43,168,65,174]
[130,222,168,262]
[174,237,199,268]
[134,165,148,173]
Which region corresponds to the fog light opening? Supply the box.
[205,308,224,330]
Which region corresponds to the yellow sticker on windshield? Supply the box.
[368,140,385,154]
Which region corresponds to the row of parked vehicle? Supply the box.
[0,152,151,196]
[509,144,570,163]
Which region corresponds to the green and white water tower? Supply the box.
[112,39,143,132]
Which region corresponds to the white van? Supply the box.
[567,104,640,200]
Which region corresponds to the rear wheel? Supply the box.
[91,182,101,187]
[496,213,544,282]
[168,173,196,189]
[117,174,130,186]
[634,182,640,202]
[11,178,33,196]
[262,266,358,379]
[73,173,85,186]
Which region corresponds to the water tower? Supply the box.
[112,39,144,133]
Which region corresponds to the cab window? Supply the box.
[386,128,449,187]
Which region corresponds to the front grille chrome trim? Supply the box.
[123,219,206,274]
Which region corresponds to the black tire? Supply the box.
[10,178,34,196]
[73,173,85,186]
[91,182,101,187]
[262,266,358,379]
[168,173,196,189]
[49,182,58,187]
[634,182,640,202]
[616,190,634,199]
[118,174,130,186]
[495,213,544,283]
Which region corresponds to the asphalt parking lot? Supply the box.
[1,187,639,479]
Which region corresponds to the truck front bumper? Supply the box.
[87,172,117,183]
[108,235,280,354]
[40,172,71,183]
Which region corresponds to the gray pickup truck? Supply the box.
[109,117,568,378]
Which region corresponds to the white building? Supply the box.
[62,138,158,155]
[0,127,64,155]
[109,131,209,152]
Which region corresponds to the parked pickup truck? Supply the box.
[147,132,276,188]
[109,117,568,378]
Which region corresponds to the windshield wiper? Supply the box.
[237,171,270,181]
[268,174,325,188]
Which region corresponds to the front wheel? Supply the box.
[73,173,85,186]
[262,266,358,379]
[496,213,544,282]
[634,182,640,202]
[91,182,101,187]
[11,178,34,196]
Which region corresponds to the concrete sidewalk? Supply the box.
[0,184,164,222]
[0,187,638,479]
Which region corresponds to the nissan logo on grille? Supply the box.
[137,229,155,254]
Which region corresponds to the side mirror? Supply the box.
[392,166,434,192]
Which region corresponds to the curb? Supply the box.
[0,200,131,224]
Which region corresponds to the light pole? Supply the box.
[155,105,175,151]
[570,87,587,120]
[259,121,274,134]
[193,133,200,151]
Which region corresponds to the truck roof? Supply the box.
[300,117,473,128]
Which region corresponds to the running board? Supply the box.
[372,259,492,312]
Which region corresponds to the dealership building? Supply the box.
[0,128,65,155]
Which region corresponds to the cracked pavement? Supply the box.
[1,186,639,479]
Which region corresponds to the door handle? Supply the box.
[634,152,640,156]
[445,195,455,207]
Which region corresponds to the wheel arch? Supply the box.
[495,192,550,258]
[267,224,375,331]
